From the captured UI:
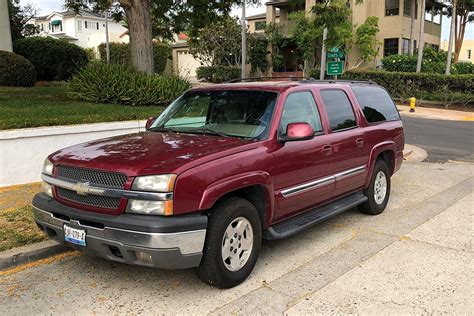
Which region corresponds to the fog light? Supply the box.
[42,182,53,197]
[136,251,153,264]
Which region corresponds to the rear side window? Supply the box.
[351,86,400,123]
[320,89,357,131]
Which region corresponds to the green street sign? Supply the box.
[326,61,344,75]
[327,47,345,59]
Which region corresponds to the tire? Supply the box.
[359,159,391,215]
[195,197,262,288]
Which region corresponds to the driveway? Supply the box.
[1,160,472,314]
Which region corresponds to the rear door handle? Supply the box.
[356,138,364,147]
[322,145,332,155]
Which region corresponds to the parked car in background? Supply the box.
[33,79,404,288]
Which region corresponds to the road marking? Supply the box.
[0,251,80,277]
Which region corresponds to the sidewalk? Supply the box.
[397,104,474,121]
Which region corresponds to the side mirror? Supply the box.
[279,122,314,142]
[145,117,156,130]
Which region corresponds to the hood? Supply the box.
[50,132,257,176]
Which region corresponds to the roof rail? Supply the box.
[226,77,376,85]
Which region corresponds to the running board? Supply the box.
[264,192,368,240]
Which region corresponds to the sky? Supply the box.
[21,0,473,41]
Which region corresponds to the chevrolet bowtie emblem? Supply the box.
[74,181,90,196]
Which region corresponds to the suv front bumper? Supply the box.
[32,193,207,270]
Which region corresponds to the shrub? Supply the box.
[67,62,191,106]
[0,51,36,87]
[341,70,474,105]
[382,47,473,75]
[196,66,241,83]
[452,62,474,75]
[13,37,88,81]
[98,42,171,74]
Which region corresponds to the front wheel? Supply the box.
[195,197,261,288]
[359,159,391,215]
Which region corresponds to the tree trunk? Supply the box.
[445,0,456,75]
[454,10,466,63]
[122,0,154,74]
[409,0,416,55]
[416,0,426,73]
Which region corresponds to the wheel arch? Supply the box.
[198,172,274,229]
[364,142,396,188]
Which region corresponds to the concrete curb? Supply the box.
[403,144,428,162]
[0,240,70,270]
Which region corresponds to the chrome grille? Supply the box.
[55,166,127,210]
[57,188,120,209]
[57,166,127,189]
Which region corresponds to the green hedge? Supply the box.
[196,66,241,83]
[382,48,474,74]
[98,42,170,74]
[67,62,190,106]
[0,51,36,87]
[341,70,474,104]
[13,37,88,81]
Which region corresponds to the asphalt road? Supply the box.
[402,116,474,163]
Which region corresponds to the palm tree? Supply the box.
[416,0,426,73]
[409,0,416,55]
[446,0,457,75]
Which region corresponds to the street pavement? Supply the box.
[402,116,474,163]
[1,160,472,314]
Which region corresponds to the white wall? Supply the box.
[0,120,146,187]
[0,0,13,51]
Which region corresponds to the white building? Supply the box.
[32,10,128,53]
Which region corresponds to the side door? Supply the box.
[272,90,335,221]
[317,88,369,198]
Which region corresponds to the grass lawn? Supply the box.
[0,86,165,130]
[0,205,47,252]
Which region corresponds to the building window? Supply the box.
[77,20,82,31]
[402,38,410,54]
[403,0,417,18]
[255,21,266,31]
[85,21,88,29]
[433,11,441,24]
[385,0,399,16]
[96,22,99,30]
[468,49,472,60]
[384,38,399,57]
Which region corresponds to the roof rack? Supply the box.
[226,77,376,85]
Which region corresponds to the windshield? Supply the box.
[151,90,278,140]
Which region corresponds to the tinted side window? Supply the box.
[280,92,323,135]
[351,86,400,123]
[320,90,357,131]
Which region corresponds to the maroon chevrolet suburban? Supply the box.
[33,80,404,288]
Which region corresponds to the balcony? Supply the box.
[274,21,297,37]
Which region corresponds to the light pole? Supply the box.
[104,10,110,63]
[241,1,247,79]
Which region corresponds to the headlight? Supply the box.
[132,174,176,192]
[126,199,173,216]
[42,182,53,197]
[42,159,54,175]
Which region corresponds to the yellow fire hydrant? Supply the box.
[409,97,416,112]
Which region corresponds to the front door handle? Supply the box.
[322,145,332,155]
[356,138,364,147]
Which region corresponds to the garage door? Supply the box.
[176,49,201,80]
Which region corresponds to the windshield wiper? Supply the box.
[190,127,233,138]
[148,126,177,134]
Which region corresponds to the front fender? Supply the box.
[199,171,274,226]
[364,141,396,188]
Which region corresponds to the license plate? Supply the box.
[64,224,86,246]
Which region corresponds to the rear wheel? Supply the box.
[359,159,391,215]
[195,197,261,288]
